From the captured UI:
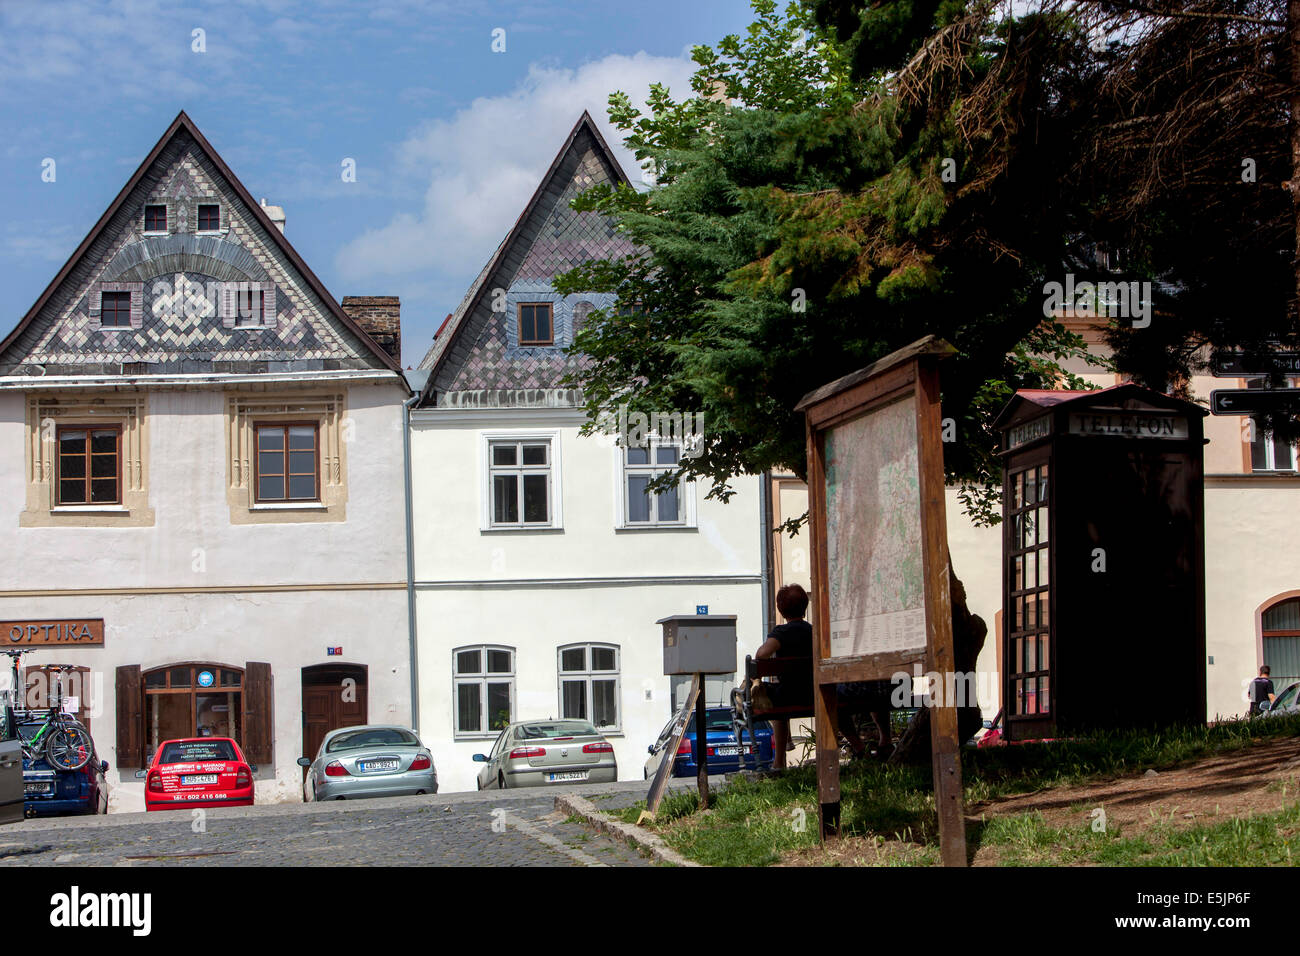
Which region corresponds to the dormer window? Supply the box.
[518,303,553,346]
[144,205,167,233]
[198,204,220,232]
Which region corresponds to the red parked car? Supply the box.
[137,738,255,811]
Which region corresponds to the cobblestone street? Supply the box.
[0,779,702,867]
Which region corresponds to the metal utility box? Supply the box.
[993,384,1207,741]
[657,614,738,675]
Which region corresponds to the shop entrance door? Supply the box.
[301,664,368,772]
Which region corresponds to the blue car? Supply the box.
[19,720,109,818]
[643,707,774,778]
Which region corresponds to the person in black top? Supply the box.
[1249,665,1275,717]
[755,584,812,769]
[755,584,873,767]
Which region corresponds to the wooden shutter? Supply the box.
[260,281,277,328]
[219,283,238,328]
[115,665,142,768]
[242,662,273,766]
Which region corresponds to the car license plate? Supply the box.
[716,746,750,756]
[360,760,400,772]
[24,782,52,794]
[181,774,218,786]
[547,771,588,782]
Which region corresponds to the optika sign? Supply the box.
[3,619,104,646]
[49,886,151,936]
[1042,273,1152,328]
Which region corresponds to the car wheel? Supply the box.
[498,772,506,790]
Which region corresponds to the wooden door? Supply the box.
[301,670,368,772]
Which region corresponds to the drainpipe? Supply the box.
[403,392,420,733]
[759,470,773,640]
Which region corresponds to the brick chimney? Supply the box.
[341,296,400,364]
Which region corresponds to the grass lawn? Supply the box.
[612,714,1300,866]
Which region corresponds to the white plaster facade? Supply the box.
[410,405,764,793]
[0,379,412,811]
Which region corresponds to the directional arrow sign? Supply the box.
[1211,352,1300,377]
[1210,388,1300,415]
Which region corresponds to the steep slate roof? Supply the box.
[416,111,636,405]
[0,111,403,377]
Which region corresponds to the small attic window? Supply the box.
[144,205,167,233]
[198,204,220,232]
[518,303,553,346]
[101,292,132,328]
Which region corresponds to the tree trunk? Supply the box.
[1291,0,1300,319]
[887,562,988,764]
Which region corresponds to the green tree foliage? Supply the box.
[555,0,1100,527]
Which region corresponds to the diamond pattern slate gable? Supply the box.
[1,124,386,376]
[425,119,637,400]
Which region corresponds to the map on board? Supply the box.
[824,394,927,660]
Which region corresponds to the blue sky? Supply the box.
[0,0,758,363]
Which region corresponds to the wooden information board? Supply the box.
[794,335,967,866]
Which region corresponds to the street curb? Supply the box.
[554,794,700,867]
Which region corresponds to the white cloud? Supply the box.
[333,51,696,283]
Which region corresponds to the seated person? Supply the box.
[755,584,813,770]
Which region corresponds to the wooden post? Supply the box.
[694,673,709,809]
[916,361,967,867]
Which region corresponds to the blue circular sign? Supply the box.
[197,670,214,687]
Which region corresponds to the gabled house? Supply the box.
[0,112,414,809]
[410,113,765,792]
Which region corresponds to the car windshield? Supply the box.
[160,740,237,763]
[326,728,420,752]
[1272,683,1299,711]
[516,720,598,740]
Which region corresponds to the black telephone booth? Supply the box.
[993,384,1207,740]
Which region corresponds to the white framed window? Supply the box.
[615,438,695,528]
[1249,378,1299,473]
[481,431,562,530]
[453,645,515,737]
[558,643,620,732]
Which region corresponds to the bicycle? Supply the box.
[4,651,93,771]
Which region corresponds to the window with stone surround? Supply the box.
[226,393,347,523]
[21,393,152,526]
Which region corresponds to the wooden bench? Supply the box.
[730,655,815,750]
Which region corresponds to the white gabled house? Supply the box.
[0,112,414,810]
[409,114,766,793]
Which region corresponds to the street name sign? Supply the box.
[1211,352,1300,377]
[1209,389,1300,416]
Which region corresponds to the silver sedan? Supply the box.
[299,725,438,802]
[474,719,617,790]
